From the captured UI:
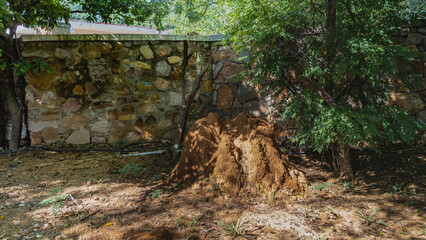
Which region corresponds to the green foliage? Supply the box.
[217,216,248,237]
[187,217,201,227]
[149,189,163,199]
[40,188,69,207]
[342,181,354,191]
[10,58,51,76]
[112,138,129,146]
[311,182,334,191]
[165,0,230,34]
[354,207,387,226]
[391,182,404,193]
[214,0,425,155]
[175,216,183,230]
[119,162,141,176]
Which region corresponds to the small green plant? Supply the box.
[189,108,200,116]
[342,181,354,191]
[175,217,183,230]
[49,187,63,196]
[354,207,387,226]
[187,217,201,228]
[112,138,129,146]
[217,216,248,237]
[149,189,163,199]
[202,177,210,182]
[119,162,141,176]
[40,188,69,208]
[311,182,334,191]
[391,182,404,193]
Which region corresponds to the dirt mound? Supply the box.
[169,112,307,197]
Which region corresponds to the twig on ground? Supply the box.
[69,194,80,206]
[80,209,100,221]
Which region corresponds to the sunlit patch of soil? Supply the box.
[0,144,424,239]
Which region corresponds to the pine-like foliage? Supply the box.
[221,0,425,152]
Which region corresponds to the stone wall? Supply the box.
[21,35,217,145]
[210,47,275,121]
[390,23,426,125]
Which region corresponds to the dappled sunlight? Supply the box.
[0,144,424,239]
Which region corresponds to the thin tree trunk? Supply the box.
[331,142,354,180]
[5,23,23,150]
[175,40,211,149]
[176,61,211,146]
[6,69,23,150]
[0,81,6,146]
[175,40,192,146]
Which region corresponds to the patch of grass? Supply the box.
[119,162,141,176]
[112,138,129,146]
[40,188,69,213]
[311,182,334,191]
[175,217,183,230]
[187,217,201,228]
[149,189,163,199]
[354,207,387,226]
[217,216,248,237]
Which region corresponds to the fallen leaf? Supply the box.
[104,222,112,227]
[0,216,4,219]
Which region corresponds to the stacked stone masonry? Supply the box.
[390,24,426,126]
[22,35,215,145]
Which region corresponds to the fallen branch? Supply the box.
[80,209,100,221]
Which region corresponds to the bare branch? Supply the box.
[0,31,12,41]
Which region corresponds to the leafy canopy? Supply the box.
[231,0,425,151]
[0,0,170,31]
[176,0,425,151]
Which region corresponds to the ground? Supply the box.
[0,143,424,240]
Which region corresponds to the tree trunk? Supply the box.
[0,82,6,146]
[175,40,191,146]
[331,142,354,180]
[4,23,23,150]
[6,69,23,150]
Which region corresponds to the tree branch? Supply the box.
[0,31,12,41]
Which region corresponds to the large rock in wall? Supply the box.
[210,46,274,122]
[22,37,213,145]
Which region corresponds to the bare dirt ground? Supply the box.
[0,143,424,240]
